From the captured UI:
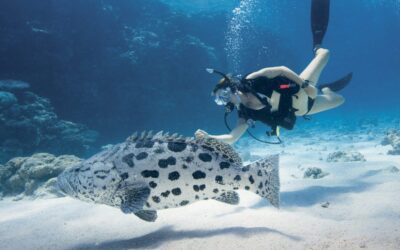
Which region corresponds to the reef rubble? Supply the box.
[381,129,400,155]
[326,151,366,162]
[0,153,81,199]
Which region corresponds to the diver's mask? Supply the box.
[207,68,241,106]
[214,87,233,106]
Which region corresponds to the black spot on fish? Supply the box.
[168,171,180,181]
[161,191,170,197]
[215,175,224,184]
[234,175,241,181]
[146,202,151,208]
[168,141,187,152]
[102,186,106,190]
[185,156,194,163]
[199,153,212,162]
[245,186,250,190]
[195,195,200,200]
[258,182,263,189]
[120,173,129,180]
[199,184,206,191]
[257,170,263,176]
[242,166,250,172]
[249,175,255,184]
[213,188,219,193]
[171,188,181,196]
[122,153,135,167]
[149,181,157,188]
[233,187,239,190]
[96,175,107,180]
[193,185,200,192]
[158,159,168,168]
[180,200,189,206]
[111,178,116,182]
[168,156,176,165]
[74,168,80,172]
[141,170,159,178]
[94,170,111,174]
[192,171,206,179]
[201,145,215,152]
[159,156,177,168]
[182,164,188,169]
[136,152,148,160]
[220,162,230,170]
[152,196,160,203]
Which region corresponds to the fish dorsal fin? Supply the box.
[116,182,151,214]
[214,191,240,205]
[134,210,158,222]
[200,138,242,165]
[126,131,192,143]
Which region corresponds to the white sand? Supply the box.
[0,135,399,250]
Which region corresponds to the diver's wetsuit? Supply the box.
[238,75,301,132]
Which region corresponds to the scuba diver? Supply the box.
[195,0,352,145]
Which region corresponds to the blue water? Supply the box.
[0,0,399,159]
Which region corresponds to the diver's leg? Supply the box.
[307,88,344,115]
[300,48,330,86]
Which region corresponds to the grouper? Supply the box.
[57,131,280,222]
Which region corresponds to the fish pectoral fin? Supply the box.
[117,182,151,214]
[134,210,158,222]
[214,191,240,205]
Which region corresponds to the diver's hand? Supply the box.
[195,129,209,139]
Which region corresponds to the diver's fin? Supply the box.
[134,210,158,222]
[318,72,353,92]
[117,182,151,214]
[311,0,330,49]
[246,154,280,208]
[214,191,240,205]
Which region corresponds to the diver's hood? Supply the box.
[206,68,240,93]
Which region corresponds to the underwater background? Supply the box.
[0,0,399,162]
[1,1,400,249]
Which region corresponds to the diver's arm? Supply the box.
[247,66,317,98]
[195,119,248,145]
[246,66,304,85]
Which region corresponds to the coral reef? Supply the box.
[303,167,329,179]
[327,151,366,162]
[0,91,98,163]
[381,130,400,155]
[0,153,81,199]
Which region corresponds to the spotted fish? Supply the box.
[57,131,280,222]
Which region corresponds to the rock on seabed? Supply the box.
[0,153,81,199]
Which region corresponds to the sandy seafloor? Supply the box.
[0,122,399,250]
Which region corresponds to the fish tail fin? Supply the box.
[246,154,280,208]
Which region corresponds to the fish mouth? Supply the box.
[57,172,74,196]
